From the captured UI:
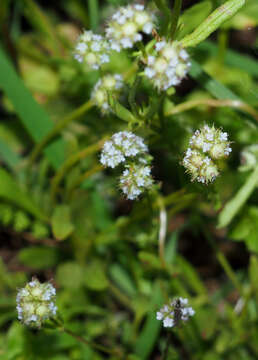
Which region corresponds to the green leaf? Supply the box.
[218,165,258,228]
[249,255,258,294]
[0,167,47,221]
[0,45,65,169]
[134,283,163,359]
[178,1,213,39]
[190,60,239,100]
[57,262,85,289]
[109,264,137,297]
[197,41,258,78]
[177,255,207,295]
[51,205,74,240]
[229,207,258,252]
[84,261,109,291]
[189,60,258,125]
[0,138,20,170]
[181,0,245,47]
[18,246,59,269]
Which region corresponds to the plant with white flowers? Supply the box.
[156,297,195,328]
[74,30,110,69]
[183,125,232,184]
[100,131,148,168]
[144,40,191,91]
[119,163,153,200]
[106,4,155,52]
[91,74,124,114]
[16,278,57,328]
[100,131,153,199]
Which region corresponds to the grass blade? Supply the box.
[197,41,258,78]
[134,283,164,359]
[189,60,258,125]
[218,165,258,228]
[0,45,65,168]
[0,138,20,170]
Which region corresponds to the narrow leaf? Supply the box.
[218,164,258,228]
[181,0,245,48]
[0,138,20,170]
[51,205,74,240]
[134,283,163,359]
[0,45,65,168]
[197,41,258,78]
[189,60,258,125]
[0,167,47,221]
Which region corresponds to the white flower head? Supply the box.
[182,125,231,184]
[119,163,153,200]
[91,74,124,114]
[100,131,148,168]
[74,30,111,69]
[106,4,155,51]
[156,297,195,328]
[16,278,57,328]
[143,40,191,91]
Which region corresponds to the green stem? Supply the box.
[109,282,134,310]
[67,164,103,198]
[88,0,99,31]
[162,331,172,359]
[164,98,258,122]
[29,100,94,165]
[128,75,141,117]
[217,29,228,64]
[50,137,107,202]
[63,327,121,356]
[169,0,182,40]
[204,229,244,296]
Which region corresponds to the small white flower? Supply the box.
[106,4,155,51]
[91,74,125,114]
[156,311,163,320]
[163,317,174,327]
[74,30,111,69]
[182,125,231,184]
[16,278,57,328]
[100,132,148,169]
[144,67,156,78]
[143,40,191,91]
[157,298,195,328]
[119,163,153,200]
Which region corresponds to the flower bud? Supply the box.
[74,31,110,70]
[119,163,153,200]
[143,40,191,91]
[16,278,57,328]
[91,74,124,114]
[106,4,155,52]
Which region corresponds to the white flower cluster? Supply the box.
[106,4,155,52]
[100,131,148,168]
[74,30,110,69]
[120,163,153,200]
[156,297,195,328]
[16,278,57,328]
[91,74,124,114]
[100,131,153,199]
[183,125,232,184]
[144,40,191,91]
